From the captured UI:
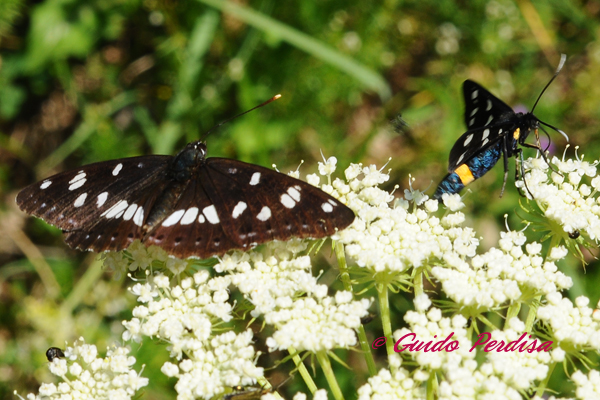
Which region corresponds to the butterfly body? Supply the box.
[433,79,554,200]
[17,140,355,259]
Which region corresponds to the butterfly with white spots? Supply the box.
[16,141,355,259]
[434,55,568,200]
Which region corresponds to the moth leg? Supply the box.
[515,148,534,198]
[514,151,526,198]
[499,137,510,197]
[521,129,560,175]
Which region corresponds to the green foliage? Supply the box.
[2,0,600,398]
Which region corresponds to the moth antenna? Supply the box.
[200,94,281,141]
[540,120,569,142]
[530,54,566,113]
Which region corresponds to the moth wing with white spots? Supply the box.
[462,80,514,130]
[446,81,517,172]
[16,156,171,251]
[144,158,355,259]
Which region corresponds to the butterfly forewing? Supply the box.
[144,158,355,259]
[17,156,171,249]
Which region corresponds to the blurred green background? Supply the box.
[2,0,600,398]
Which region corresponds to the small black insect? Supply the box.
[360,313,376,325]
[16,98,355,260]
[46,347,65,361]
[434,55,568,200]
[568,230,580,239]
[224,385,271,400]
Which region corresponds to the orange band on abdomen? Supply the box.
[455,164,475,185]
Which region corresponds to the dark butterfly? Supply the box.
[17,140,355,260]
[46,347,65,361]
[434,55,568,200]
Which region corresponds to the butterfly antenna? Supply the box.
[530,54,566,113]
[200,94,282,141]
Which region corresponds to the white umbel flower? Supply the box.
[19,338,147,400]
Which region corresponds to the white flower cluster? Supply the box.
[518,151,600,239]
[216,243,322,317]
[534,370,600,400]
[357,368,424,400]
[265,291,370,352]
[480,318,558,391]
[537,292,600,351]
[572,369,600,400]
[214,245,371,353]
[335,164,478,273]
[432,229,572,309]
[19,338,147,400]
[161,330,264,400]
[123,272,263,399]
[393,305,474,372]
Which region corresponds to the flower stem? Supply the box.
[505,302,521,328]
[289,347,317,394]
[414,267,424,297]
[377,283,396,372]
[335,242,377,376]
[534,361,555,397]
[316,350,345,400]
[426,372,438,400]
[525,295,541,332]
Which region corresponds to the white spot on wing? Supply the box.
[471,90,478,99]
[40,180,52,189]
[97,192,109,207]
[257,206,272,221]
[68,171,87,191]
[232,201,247,219]
[469,108,479,117]
[287,187,301,202]
[328,199,337,206]
[250,172,261,186]
[123,203,138,221]
[198,214,206,223]
[469,117,475,127]
[485,115,494,126]
[133,207,144,226]
[162,209,185,227]
[203,205,220,224]
[464,134,474,146]
[482,129,490,140]
[69,171,86,184]
[280,193,296,209]
[102,200,128,219]
[486,99,492,111]
[482,138,489,147]
[74,193,87,208]
[456,153,465,165]
[180,207,199,225]
[322,202,334,213]
[112,163,123,176]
